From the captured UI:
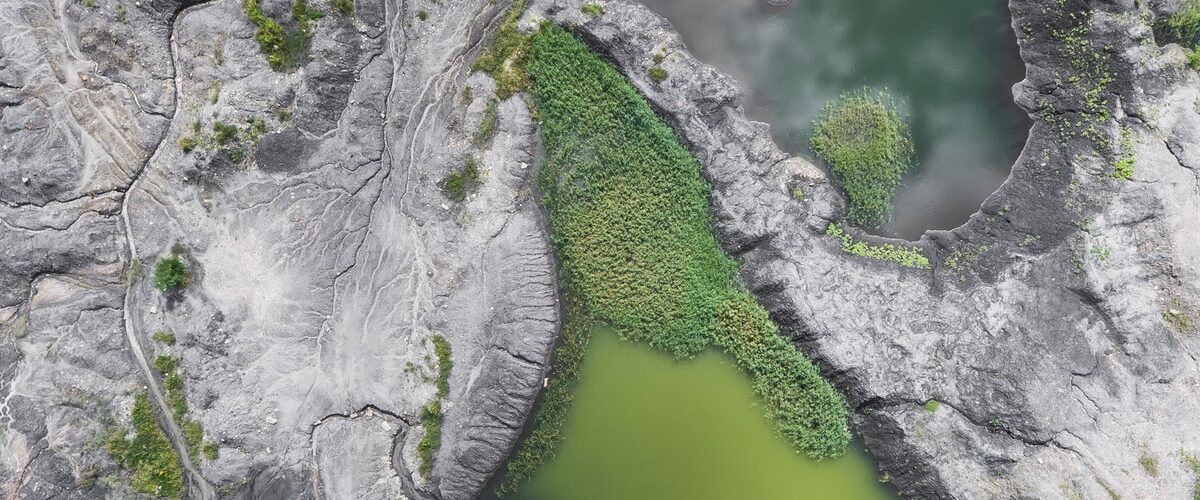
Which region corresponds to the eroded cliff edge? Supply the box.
[527,0,1200,497]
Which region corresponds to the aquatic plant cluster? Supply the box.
[497,23,850,495]
[810,90,915,228]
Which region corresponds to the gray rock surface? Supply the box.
[2,0,558,498]
[529,0,1200,498]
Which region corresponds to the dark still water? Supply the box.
[639,0,1030,239]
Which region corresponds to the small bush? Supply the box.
[153,256,189,291]
[1166,1,1200,47]
[245,0,314,71]
[179,136,198,153]
[182,419,204,453]
[924,400,939,412]
[152,331,176,345]
[444,157,481,201]
[648,66,667,83]
[152,355,178,374]
[810,89,914,228]
[416,9,427,20]
[580,3,603,16]
[164,372,188,420]
[213,122,239,145]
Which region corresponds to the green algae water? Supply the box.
[513,328,891,500]
[639,0,1029,239]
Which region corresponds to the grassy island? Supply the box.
[810,90,914,228]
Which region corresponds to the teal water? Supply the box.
[639,0,1029,238]
[511,328,892,500]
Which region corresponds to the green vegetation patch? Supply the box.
[474,99,500,148]
[416,335,453,477]
[432,335,452,398]
[152,331,177,345]
[826,224,930,269]
[497,23,850,496]
[810,89,914,228]
[444,157,482,201]
[1112,126,1135,180]
[331,0,352,17]
[924,400,939,413]
[245,0,319,72]
[472,0,530,100]
[104,393,184,499]
[1140,450,1160,477]
[153,255,189,291]
[580,3,603,16]
[648,66,667,83]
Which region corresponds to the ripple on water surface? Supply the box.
[513,328,893,500]
[639,0,1030,239]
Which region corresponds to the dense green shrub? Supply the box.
[1166,1,1200,46]
[104,393,184,499]
[178,136,197,152]
[472,0,530,99]
[212,121,239,145]
[152,355,178,374]
[580,3,603,16]
[444,157,481,201]
[153,256,189,291]
[810,90,914,228]
[497,23,850,496]
[152,331,176,345]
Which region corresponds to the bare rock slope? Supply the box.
[528,0,1200,498]
[2,0,557,498]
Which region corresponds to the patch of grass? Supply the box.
[1140,450,1159,477]
[472,0,530,100]
[178,136,198,153]
[444,157,481,201]
[826,223,930,269]
[475,99,499,147]
[152,331,176,345]
[153,255,189,291]
[104,393,184,499]
[152,355,178,375]
[416,400,442,477]
[245,0,314,71]
[431,335,452,399]
[497,23,850,496]
[213,121,239,145]
[163,373,187,421]
[331,0,352,16]
[648,66,667,83]
[1164,309,1191,333]
[1164,1,1200,47]
[580,3,602,16]
[203,441,219,460]
[1112,126,1135,180]
[924,400,939,413]
[810,89,914,228]
[416,8,427,20]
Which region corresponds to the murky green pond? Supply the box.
[512,328,891,500]
[639,0,1029,238]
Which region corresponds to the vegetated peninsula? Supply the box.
[0,0,1198,499]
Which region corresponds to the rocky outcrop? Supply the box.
[2,0,558,498]
[530,0,1200,498]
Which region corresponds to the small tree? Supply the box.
[153,256,190,291]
